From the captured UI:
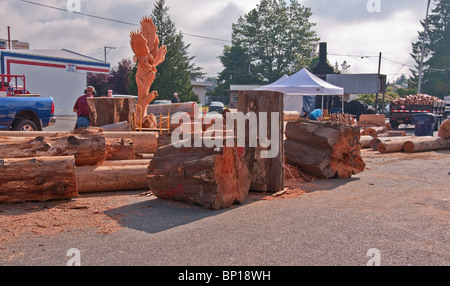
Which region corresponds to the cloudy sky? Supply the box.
[1,0,434,82]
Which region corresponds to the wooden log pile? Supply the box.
[363,135,450,154]
[0,128,158,203]
[392,94,444,105]
[284,120,365,179]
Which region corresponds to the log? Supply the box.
[0,156,78,203]
[370,136,417,151]
[0,128,106,166]
[238,91,285,193]
[76,164,148,193]
[403,137,450,153]
[87,97,136,131]
[285,120,365,179]
[147,140,250,210]
[0,131,159,155]
[284,111,301,122]
[438,119,450,139]
[362,126,388,138]
[105,138,135,161]
[360,135,375,148]
[99,121,131,132]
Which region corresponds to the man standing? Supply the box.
[73,86,95,129]
[171,92,180,103]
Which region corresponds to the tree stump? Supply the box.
[0,156,78,203]
[87,97,136,130]
[285,120,365,179]
[147,140,250,210]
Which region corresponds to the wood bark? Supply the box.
[403,137,450,153]
[285,120,365,179]
[147,140,250,210]
[87,97,136,130]
[105,138,135,161]
[438,119,450,139]
[362,126,388,138]
[0,156,78,203]
[237,91,284,193]
[76,164,148,193]
[360,135,374,149]
[0,128,106,166]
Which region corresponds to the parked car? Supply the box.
[209,101,225,114]
[152,100,172,105]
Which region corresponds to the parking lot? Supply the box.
[0,116,448,266]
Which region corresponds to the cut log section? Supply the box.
[0,128,106,166]
[362,126,388,138]
[403,137,450,153]
[285,120,365,179]
[370,136,416,151]
[87,97,136,131]
[0,156,78,203]
[105,138,135,161]
[76,164,149,193]
[360,135,375,149]
[147,140,250,210]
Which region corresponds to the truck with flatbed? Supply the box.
[0,74,56,131]
[389,94,445,129]
[445,96,450,119]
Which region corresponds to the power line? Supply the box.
[19,0,231,43]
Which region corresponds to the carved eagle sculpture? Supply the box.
[130,16,167,128]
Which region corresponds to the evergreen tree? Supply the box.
[127,0,202,103]
[410,0,450,98]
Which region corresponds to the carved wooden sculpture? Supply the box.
[130,16,167,128]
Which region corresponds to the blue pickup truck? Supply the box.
[0,96,56,131]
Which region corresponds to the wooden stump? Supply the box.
[0,156,78,203]
[237,91,284,193]
[0,128,106,166]
[87,97,136,130]
[285,120,365,179]
[147,140,250,210]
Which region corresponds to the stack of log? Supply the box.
[284,120,365,179]
[0,128,159,203]
[360,135,450,153]
[392,94,444,105]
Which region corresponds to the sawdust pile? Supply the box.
[0,192,143,247]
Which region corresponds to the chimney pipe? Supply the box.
[319,42,327,63]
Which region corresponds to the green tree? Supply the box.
[230,0,319,83]
[127,0,202,103]
[410,0,450,98]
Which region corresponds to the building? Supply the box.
[0,49,110,115]
[228,84,263,108]
[191,81,213,106]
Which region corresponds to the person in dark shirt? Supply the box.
[73,86,95,129]
[171,92,180,103]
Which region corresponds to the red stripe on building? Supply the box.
[7,59,66,74]
[76,66,110,73]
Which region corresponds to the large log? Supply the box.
[403,137,450,153]
[0,131,159,155]
[76,164,148,193]
[285,120,365,179]
[362,126,388,138]
[360,135,375,149]
[438,119,450,139]
[0,128,106,166]
[237,91,285,193]
[147,140,250,210]
[87,97,136,130]
[0,156,78,203]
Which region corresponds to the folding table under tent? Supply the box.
[255,68,344,114]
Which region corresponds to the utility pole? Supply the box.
[418,0,432,94]
[376,52,382,110]
[104,46,115,63]
[7,26,11,49]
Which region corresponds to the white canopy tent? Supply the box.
[255,68,345,113]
